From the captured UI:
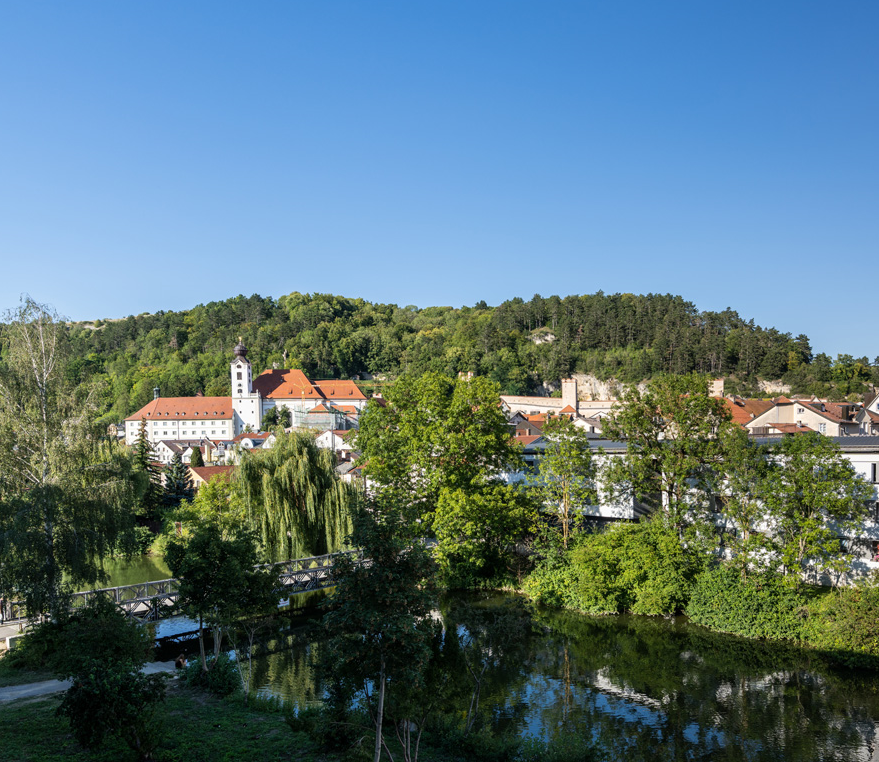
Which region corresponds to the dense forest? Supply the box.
[3,291,875,423]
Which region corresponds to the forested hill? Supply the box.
[36,292,876,422]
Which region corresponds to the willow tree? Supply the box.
[237,431,354,560]
[0,297,141,619]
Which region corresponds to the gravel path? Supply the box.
[0,661,178,703]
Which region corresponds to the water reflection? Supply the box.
[252,593,879,761]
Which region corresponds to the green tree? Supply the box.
[716,427,774,576]
[189,445,204,468]
[530,414,596,548]
[601,373,733,529]
[355,373,518,521]
[163,453,192,508]
[165,523,278,671]
[261,406,291,430]
[433,483,536,585]
[57,660,165,761]
[237,430,353,560]
[0,297,139,620]
[765,432,872,584]
[173,472,243,538]
[133,418,162,519]
[320,497,438,762]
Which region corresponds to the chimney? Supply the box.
[153,387,160,400]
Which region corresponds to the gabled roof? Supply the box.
[313,380,367,400]
[125,397,233,421]
[308,403,333,414]
[231,431,272,443]
[189,465,236,483]
[252,369,321,399]
[719,397,775,427]
[768,423,815,435]
[559,405,577,414]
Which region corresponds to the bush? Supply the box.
[57,659,165,760]
[7,595,152,676]
[687,565,808,641]
[805,578,879,668]
[535,519,706,615]
[181,652,240,696]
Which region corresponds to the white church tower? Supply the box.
[231,339,262,434]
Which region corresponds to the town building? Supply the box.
[125,340,368,445]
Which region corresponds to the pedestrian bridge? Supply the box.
[0,550,359,628]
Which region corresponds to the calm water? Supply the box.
[247,593,879,762]
[71,555,172,591]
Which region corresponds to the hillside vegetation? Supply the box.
[3,291,874,423]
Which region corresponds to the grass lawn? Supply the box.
[0,656,55,688]
[0,680,329,762]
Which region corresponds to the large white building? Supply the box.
[125,341,368,445]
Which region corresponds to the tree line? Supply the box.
[11,290,876,426]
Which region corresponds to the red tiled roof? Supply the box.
[768,423,815,434]
[336,405,359,415]
[559,405,577,414]
[231,431,272,443]
[253,369,320,399]
[308,404,332,414]
[773,396,793,404]
[314,380,367,400]
[125,397,233,421]
[189,465,236,484]
[719,397,775,428]
[515,434,543,446]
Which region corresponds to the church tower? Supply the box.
[231,339,261,433]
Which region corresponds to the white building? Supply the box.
[125,340,368,445]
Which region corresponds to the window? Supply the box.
[237,372,242,380]
[872,463,877,484]
[797,407,805,414]
[819,423,827,434]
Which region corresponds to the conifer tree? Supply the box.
[189,445,204,468]
[164,453,192,508]
[133,418,162,519]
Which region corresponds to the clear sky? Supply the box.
[1,3,877,359]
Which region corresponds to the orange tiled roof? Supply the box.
[559,405,577,414]
[314,380,367,400]
[253,369,320,399]
[125,397,233,421]
[308,404,333,414]
[189,465,236,484]
[768,423,815,434]
[336,405,360,415]
[719,397,775,428]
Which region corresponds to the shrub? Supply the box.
[57,659,165,760]
[551,519,706,615]
[7,595,152,676]
[181,652,239,696]
[805,578,879,668]
[687,565,808,641]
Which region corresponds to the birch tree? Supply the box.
[0,297,139,619]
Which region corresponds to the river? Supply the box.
[91,561,879,759]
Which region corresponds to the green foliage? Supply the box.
[530,414,596,548]
[180,653,240,696]
[189,445,204,467]
[261,405,291,429]
[6,595,153,676]
[133,418,162,519]
[433,483,537,586]
[163,452,192,508]
[805,578,879,668]
[765,432,872,582]
[687,565,808,641]
[562,519,708,615]
[56,660,165,759]
[601,373,733,526]
[58,291,860,427]
[166,523,279,670]
[356,372,518,521]
[237,430,354,560]
[0,298,141,620]
[172,471,244,538]
[319,496,438,762]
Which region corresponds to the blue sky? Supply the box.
[1,3,877,359]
